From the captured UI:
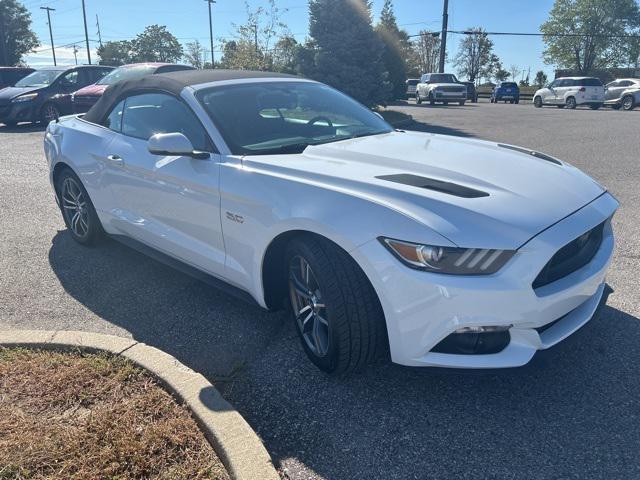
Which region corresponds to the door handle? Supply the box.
[107,154,124,166]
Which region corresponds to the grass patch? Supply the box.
[0,348,229,480]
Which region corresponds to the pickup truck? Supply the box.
[415,73,467,106]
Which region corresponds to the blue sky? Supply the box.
[23,0,557,79]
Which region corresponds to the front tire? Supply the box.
[415,92,422,105]
[534,96,542,108]
[566,97,577,109]
[286,235,387,375]
[56,168,104,245]
[40,103,60,124]
[428,93,435,105]
[458,100,465,106]
[622,95,635,111]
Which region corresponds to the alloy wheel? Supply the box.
[61,177,90,238]
[288,255,330,357]
[622,96,634,111]
[42,104,59,123]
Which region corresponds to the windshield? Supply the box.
[15,70,61,87]
[196,81,393,155]
[97,65,157,85]
[501,82,517,88]
[428,74,458,83]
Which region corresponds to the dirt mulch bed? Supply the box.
[0,348,229,480]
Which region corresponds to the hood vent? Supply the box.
[497,144,562,165]
[376,174,489,198]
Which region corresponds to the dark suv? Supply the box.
[491,82,520,104]
[0,65,113,126]
[0,67,35,90]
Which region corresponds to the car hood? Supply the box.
[74,83,107,97]
[0,86,41,105]
[245,131,605,249]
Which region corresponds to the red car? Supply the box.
[71,63,196,113]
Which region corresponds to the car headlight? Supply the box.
[12,93,38,103]
[380,238,515,275]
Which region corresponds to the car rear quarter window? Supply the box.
[581,78,603,86]
[104,100,125,132]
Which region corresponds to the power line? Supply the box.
[409,30,640,39]
[96,14,103,48]
[40,6,57,65]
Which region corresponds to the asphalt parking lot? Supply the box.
[1,101,639,480]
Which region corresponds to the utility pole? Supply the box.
[253,23,258,54]
[204,0,216,68]
[73,45,78,65]
[81,0,91,64]
[41,6,57,66]
[438,0,449,73]
[95,14,103,48]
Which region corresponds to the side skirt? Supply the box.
[110,234,264,310]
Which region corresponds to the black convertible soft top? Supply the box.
[83,69,299,124]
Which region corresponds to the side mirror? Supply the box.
[148,132,209,160]
[373,111,384,120]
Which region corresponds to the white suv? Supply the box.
[533,77,605,109]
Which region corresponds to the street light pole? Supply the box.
[40,6,57,66]
[438,0,449,73]
[205,0,216,68]
[81,0,91,64]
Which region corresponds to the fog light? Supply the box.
[455,325,512,334]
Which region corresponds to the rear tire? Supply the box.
[428,93,435,105]
[566,97,577,109]
[55,168,104,246]
[458,100,465,106]
[622,95,635,111]
[515,98,519,104]
[415,92,422,105]
[286,235,387,375]
[534,96,542,108]
[611,103,622,110]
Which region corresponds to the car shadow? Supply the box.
[48,229,640,479]
[405,118,475,138]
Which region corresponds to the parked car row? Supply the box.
[0,63,195,126]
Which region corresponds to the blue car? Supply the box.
[491,82,520,104]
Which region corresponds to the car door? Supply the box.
[102,92,226,277]
[53,69,82,114]
[542,79,558,103]
[605,81,622,102]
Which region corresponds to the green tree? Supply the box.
[272,35,299,73]
[541,0,640,74]
[97,40,132,66]
[304,0,391,106]
[130,25,183,63]
[0,0,39,66]
[453,28,496,82]
[494,67,509,82]
[220,0,287,71]
[534,70,548,87]
[184,40,205,69]
[413,32,440,75]
[375,0,406,100]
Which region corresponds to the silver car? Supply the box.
[604,78,640,111]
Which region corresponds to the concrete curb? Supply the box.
[0,330,280,480]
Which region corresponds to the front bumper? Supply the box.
[433,91,466,101]
[353,192,618,368]
[0,101,38,124]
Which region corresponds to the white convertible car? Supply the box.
[45,70,618,374]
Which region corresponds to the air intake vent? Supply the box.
[376,174,489,198]
[497,144,562,165]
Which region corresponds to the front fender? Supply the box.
[218,161,453,306]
